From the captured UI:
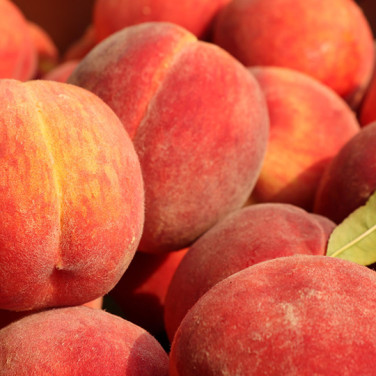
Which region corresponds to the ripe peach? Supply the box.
[0,79,144,311]
[248,66,360,210]
[0,306,169,375]
[69,22,269,253]
[164,203,334,341]
[314,121,376,223]
[170,255,376,375]
[213,0,375,108]
[0,0,37,80]
[110,248,187,336]
[93,0,231,42]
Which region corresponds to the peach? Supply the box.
[27,21,59,78]
[314,121,376,223]
[164,203,334,341]
[213,0,375,108]
[170,255,376,375]
[248,66,360,210]
[93,0,231,42]
[43,60,80,83]
[0,306,169,375]
[0,0,37,80]
[0,79,144,311]
[109,248,188,337]
[68,22,269,253]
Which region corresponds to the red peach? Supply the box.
[164,203,334,341]
[0,306,168,375]
[0,79,144,311]
[213,0,375,108]
[248,66,360,210]
[69,22,269,253]
[170,255,376,375]
[314,121,376,223]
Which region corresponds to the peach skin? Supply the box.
[69,22,269,253]
[0,79,144,311]
[249,66,360,211]
[213,0,375,108]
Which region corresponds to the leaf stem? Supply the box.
[330,223,376,258]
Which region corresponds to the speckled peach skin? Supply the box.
[213,0,375,108]
[164,203,334,342]
[0,306,169,375]
[0,79,144,311]
[248,66,360,211]
[170,255,376,375]
[69,22,270,253]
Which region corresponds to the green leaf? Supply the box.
[326,190,376,265]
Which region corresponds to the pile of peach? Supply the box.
[1,0,376,374]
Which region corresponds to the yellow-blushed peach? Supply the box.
[0,79,144,311]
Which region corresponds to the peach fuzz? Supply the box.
[69,22,269,253]
[0,0,37,80]
[0,306,169,375]
[170,255,376,375]
[27,21,59,78]
[314,121,376,223]
[93,0,231,42]
[164,203,334,342]
[0,79,144,311]
[248,66,360,211]
[212,0,375,108]
[110,248,188,336]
